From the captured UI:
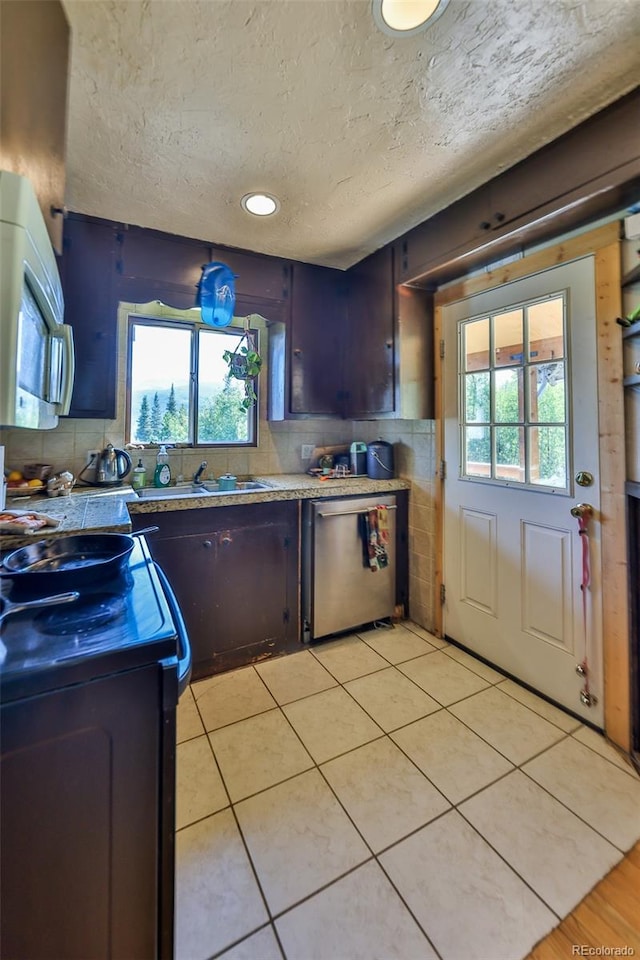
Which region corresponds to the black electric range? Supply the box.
[0,534,190,959]
[0,536,191,702]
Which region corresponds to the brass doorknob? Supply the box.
[570,503,593,519]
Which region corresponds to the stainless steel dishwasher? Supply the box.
[302,494,397,642]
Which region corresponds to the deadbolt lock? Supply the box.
[575,471,594,487]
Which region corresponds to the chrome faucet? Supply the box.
[193,461,208,485]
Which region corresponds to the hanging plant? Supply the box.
[222,328,263,411]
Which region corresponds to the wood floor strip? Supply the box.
[529,927,577,960]
[526,842,640,959]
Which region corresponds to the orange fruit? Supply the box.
[8,470,23,482]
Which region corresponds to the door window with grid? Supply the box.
[460,293,568,489]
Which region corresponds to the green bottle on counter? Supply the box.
[131,458,146,490]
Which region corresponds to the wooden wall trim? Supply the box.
[433,302,444,639]
[595,241,630,751]
[434,221,620,306]
[433,223,629,750]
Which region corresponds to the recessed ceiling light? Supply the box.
[241,193,280,216]
[372,0,449,37]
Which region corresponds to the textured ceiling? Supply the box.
[62,0,640,269]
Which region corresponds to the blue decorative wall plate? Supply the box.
[196,262,237,327]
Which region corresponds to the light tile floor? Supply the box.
[174,621,640,960]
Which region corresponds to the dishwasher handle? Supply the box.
[317,505,397,519]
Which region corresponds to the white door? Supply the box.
[443,257,603,725]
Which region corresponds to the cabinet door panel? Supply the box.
[345,246,395,416]
[211,522,293,650]
[140,502,299,677]
[62,217,118,419]
[211,249,291,302]
[397,189,491,281]
[491,91,640,231]
[120,229,291,305]
[290,263,345,415]
[1,666,164,960]
[120,227,210,288]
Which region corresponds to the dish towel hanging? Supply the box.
[359,506,389,572]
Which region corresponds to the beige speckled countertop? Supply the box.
[0,475,410,550]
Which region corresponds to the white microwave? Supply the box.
[0,170,75,429]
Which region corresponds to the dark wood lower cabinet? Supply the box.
[0,663,175,960]
[134,501,300,678]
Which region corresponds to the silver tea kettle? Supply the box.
[82,444,132,486]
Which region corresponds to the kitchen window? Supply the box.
[126,316,258,446]
[460,293,568,489]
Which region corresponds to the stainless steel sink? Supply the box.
[200,480,272,493]
[135,480,272,499]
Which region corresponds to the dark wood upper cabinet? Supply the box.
[117,226,212,310]
[210,249,291,303]
[489,89,640,232]
[344,246,395,418]
[118,226,291,310]
[396,189,492,282]
[289,262,346,416]
[0,0,70,254]
[397,86,640,284]
[61,216,119,419]
[269,252,432,420]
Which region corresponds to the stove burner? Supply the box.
[36,593,126,636]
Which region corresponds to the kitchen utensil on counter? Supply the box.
[318,455,334,475]
[0,527,159,591]
[0,590,79,626]
[350,442,368,476]
[79,445,132,487]
[366,440,395,479]
[217,474,237,491]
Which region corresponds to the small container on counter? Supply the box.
[131,459,147,490]
[46,471,75,497]
[350,442,367,476]
[217,473,237,491]
[366,440,395,479]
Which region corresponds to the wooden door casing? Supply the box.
[434,222,629,750]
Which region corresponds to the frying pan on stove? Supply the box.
[0,527,158,591]
[0,591,80,626]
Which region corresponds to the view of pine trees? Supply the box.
[133,378,248,444]
[465,361,566,483]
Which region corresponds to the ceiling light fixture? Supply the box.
[372,0,449,37]
[241,192,280,216]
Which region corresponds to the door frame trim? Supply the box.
[433,221,630,750]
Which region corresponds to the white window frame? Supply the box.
[125,313,258,448]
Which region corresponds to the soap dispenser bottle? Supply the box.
[153,445,171,487]
[131,458,147,490]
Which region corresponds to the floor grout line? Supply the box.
[175,623,640,960]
